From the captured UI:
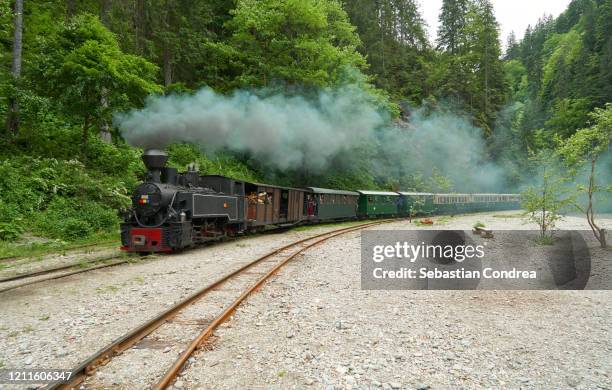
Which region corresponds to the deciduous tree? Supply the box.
[559,104,611,248]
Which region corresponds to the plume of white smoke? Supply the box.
[116,85,516,192]
[116,85,385,172]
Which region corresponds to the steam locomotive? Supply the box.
[121,149,521,253]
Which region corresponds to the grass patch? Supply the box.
[96,284,120,293]
[473,221,485,229]
[534,236,555,245]
[435,215,454,224]
[277,370,286,378]
[0,231,119,260]
[39,314,50,321]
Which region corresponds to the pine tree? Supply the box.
[344,0,430,101]
[471,0,506,133]
[437,0,469,54]
[505,30,519,60]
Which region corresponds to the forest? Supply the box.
[0,0,610,249]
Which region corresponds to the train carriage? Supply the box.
[244,182,305,228]
[304,187,359,221]
[357,190,399,218]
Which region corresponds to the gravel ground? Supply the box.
[177,211,611,390]
[0,223,365,387]
[0,212,610,390]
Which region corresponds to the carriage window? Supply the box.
[368,196,373,202]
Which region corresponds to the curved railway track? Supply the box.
[0,254,140,294]
[0,222,335,294]
[0,241,118,263]
[46,219,393,390]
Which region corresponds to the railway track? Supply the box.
[0,254,145,294]
[0,221,362,295]
[0,241,118,264]
[47,219,392,390]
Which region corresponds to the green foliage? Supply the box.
[428,168,454,193]
[0,154,135,241]
[28,14,162,145]
[225,0,367,89]
[31,197,118,240]
[559,103,612,166]
[509,0,612,150]
[557,103,611,247]
[166,143,263,183]
[521,149,574,240]
[344,0,429,102]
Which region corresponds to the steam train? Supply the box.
[120,150,521,253]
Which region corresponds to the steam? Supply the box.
[117,85,384,172]
[116,85,515,192]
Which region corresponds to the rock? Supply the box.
[305,378,315,386]
[287,332,295,339]
[174,380,184,389]
[390,382,401,389]
[565,375,582,388]
[163,347,171,353]
[416,383,430,390]
[345,375,356,386]
[336,365,348,375]
[24,357,33,365]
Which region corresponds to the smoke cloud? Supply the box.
[117,85,384,172]
[116,85,514,192]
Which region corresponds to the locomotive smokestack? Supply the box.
[142,149,168,183]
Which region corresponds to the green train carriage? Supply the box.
[357,190,400,218]
[304,187,359,221]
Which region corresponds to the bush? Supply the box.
[0,154,129,242]
[31,197,119,241]
[0,222,24,241]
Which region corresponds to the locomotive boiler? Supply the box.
[121,149,245,252]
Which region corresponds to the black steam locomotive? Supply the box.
[121,150,246,252]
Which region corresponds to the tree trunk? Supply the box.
[66,0,76,20]
[163,45,172,87]
[134,0,146,54]
[82,116,90,151]
[99,87,112,143]
[100,0,112,26]
[5,0,23,137]
[586,159,607,248]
